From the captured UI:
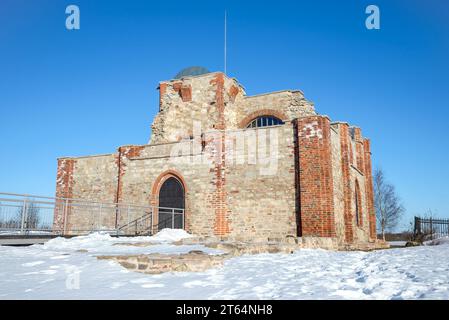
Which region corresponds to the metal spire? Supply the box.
[224,10,227,75]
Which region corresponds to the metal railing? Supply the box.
[118,207,184,236]
[414,216,449,240]
[0,192,185,237]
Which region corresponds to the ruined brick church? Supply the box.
[55,67,382,249]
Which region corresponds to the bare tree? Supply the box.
[16,200,41,229]
[374,168,405,240]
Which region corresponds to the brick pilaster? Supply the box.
[296,116,336,238]
[210,73,230,236]
[353,128,365,173]
[363,139,377,241]
[340,124,354,243]
[54,158,76,232]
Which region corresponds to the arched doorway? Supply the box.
[158,177,185,230]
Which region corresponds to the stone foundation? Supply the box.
[97,237,389,275]
[98,251,227,274]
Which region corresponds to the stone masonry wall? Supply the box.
[225,124,298,241]
[147,72,315,240]
[55,71,377,247]
[116,142,216,236]
[150,73,316,144]
[240,90,316,128]
[55,124,297,241]
[150,73,244,144]
[55,154,119,232]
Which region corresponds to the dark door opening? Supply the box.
[158,177,185,230]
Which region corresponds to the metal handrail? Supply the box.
[118,212,152,231]
[0,192,186,236]
[117,209,185,236]
[0,192,153,209]
[0,194,186,212]
[135,216,179,236]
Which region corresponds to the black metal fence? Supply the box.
[414,216,449,240]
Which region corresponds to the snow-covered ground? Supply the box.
[425,236,449,246]
[1,230,449,300]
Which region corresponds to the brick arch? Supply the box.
[237,109,288,129]
[151,169,189,231]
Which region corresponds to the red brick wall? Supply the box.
[228,84,239,103]
[54,158,76,231]
[55,158,76,199]
[340,124,354,243]
[296,116,336,238]
[353,128,365,173]
[210,73,230,236]
[159,83,167,110]
[354,128,365,229]
[363,139,377,241]
[172,82,192,102]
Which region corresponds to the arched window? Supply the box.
[355,180,362,227]
[246,116,285,128]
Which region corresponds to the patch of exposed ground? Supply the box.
[102,235,389,274]
[98,250,226,273]
[99,239,300,274]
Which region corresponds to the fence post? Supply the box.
[183,209,185,230]
[430,218,433,240]
[151,207,154,235]
[414,216,419,235]
[20,198,28,234]
[172,209,175,229]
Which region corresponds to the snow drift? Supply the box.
[40,229,200,256]
[1,231,449,299]
[424,236,449,246]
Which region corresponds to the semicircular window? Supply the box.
[246,116,285,128]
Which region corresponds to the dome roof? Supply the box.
[174,66,210,79]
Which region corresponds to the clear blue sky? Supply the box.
[1,0,448,230]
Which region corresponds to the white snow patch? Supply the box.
[22,261,45,267]
[40,229,200,256]
[1,234,449,299]
[148,228,193,242]
[424,236,449,246]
